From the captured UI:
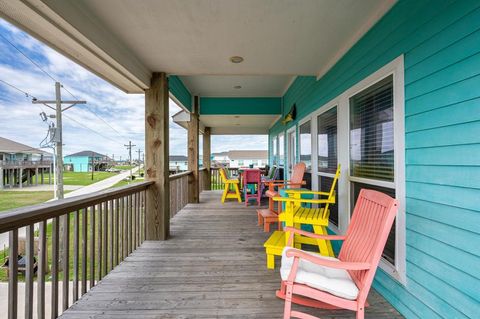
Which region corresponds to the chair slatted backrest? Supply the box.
[321,164,341,219]
[243,169,262,186]
[219,167,228,183]
[338,189,398,302]
[290,162,306,185]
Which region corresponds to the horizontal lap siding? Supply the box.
[270,0,480,317]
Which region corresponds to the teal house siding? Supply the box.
[169,75,192,111]
[200,97,281,115]
[64,156,90,172]
[269,0,480,317]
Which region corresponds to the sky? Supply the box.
[0,19,267,159]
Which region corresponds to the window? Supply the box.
[317,106,338,225]
[349,74,398,267]
[252,160,259,166]
[279,133,285,166]
[238,160,244,166]
[299,121,312,170]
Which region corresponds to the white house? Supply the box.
[212,150,267,168]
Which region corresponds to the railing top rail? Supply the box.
[0,181,153,234]
[169,170,192,180]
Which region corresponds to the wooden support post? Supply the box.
[35,167,38,186]
[145,72,170,240]
[19,168,22,188]
[203,127,211,191]
[0,168,3,189]
[188,96,199,203]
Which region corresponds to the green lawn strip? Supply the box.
[114,165,135,171]
[0,191,55,212]
[63,171,116,186]
[111,177,144,188]
[1,208,118,282]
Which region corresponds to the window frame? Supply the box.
[278,132,285,167]
[298,117,313,172]
[307,56,406,284]
[286,126,297,178]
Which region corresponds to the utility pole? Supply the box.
[124,141,136,181]
[33,82,86,200]
[137,149,142,175]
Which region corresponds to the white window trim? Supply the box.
[298,116,313,173]
[286,126,297,178]
[301,55,406,285]
[279,131,285,167]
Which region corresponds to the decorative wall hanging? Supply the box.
[282,103,296,125]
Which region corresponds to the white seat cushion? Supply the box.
[280,247,359,300]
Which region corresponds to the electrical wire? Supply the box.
[0,78,37,100]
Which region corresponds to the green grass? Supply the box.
[114,165,135,170]
[63,171,116,186]
[0,191,54,212]
[111,177,144,188]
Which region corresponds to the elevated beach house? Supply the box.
[0,1,478,318]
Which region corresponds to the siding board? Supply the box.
[270,0,480,317]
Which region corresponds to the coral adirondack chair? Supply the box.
[257,163,306,232]
[277,189,398,319]
[243,168,262,206]
[219,167,242,203]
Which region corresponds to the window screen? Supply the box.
[317,107,337,174]
[350,75,394,181]
[299,121,312,170]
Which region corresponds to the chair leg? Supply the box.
[357,305,365,319]
[234,184,242,203]
[258,212,263,226]
[264,220,270,232]
[267,254,275,269]
[221,185,229,203]
[283,284,293,319]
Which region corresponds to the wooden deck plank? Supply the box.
[59,191,403,319]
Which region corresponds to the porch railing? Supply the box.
[0,181,152,319]
[0,160,53,167]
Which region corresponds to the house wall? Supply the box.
[64,156,91,172]
[228,159,267,168]
[169,75,192,111]
[269,0,480,317]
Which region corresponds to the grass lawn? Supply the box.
[114,165,135,171]
[63,171,116,186]
[111,177,144,188]
[0,191,54,212]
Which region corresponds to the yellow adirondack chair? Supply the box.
[263,165,340,269]
[219,167,242,203]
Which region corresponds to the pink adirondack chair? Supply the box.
[277,189,398,319]
[243,168,262,206]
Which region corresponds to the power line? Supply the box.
[0,78,37,100]
[63,112,124,144]
[0,33,58,83]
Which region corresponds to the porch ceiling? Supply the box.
[0,0,395,95]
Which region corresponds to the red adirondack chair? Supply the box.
[277,189,398,319]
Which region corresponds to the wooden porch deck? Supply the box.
[60,191,403,319]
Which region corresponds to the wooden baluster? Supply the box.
[89,206,95,289]
[127,195,132,255]
[51,217,59,318]
[109,200,114,271]
[73,210,80,302]
[25,224,34,319]
[115,198,120,266]
[62,213,70,311]
[97,203,102,281]
[81,208,87,296]
[131,194,135,250]
[8,229,18,319]
[37,221,46,319]
[136,192,140,247]
[123,196,127,260]
[103,201,108,275]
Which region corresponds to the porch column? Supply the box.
[19,168,23,188]
[0,168,3,189]
[35,167,38,185]
[145,72,170,240]
[187,96,199,203]
[203,127,211,191]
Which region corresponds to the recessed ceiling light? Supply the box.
[233,85,242,89]
[234,115,240,118]
[235,123,240,126]
[230,56,244,63]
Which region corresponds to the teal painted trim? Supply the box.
[169,76,192,111]
[268,0,480,317]
[199,97,281,115]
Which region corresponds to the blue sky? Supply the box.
[0,19,267,159]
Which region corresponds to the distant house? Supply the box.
[169,155,188,172]
[212,150,268,168]
[0,136,53,188]
[64,151,110,172]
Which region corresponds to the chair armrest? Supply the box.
[285,249,370,271]
[273,197,335,204]
[285,189,330,196]
[284,227,346,241]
